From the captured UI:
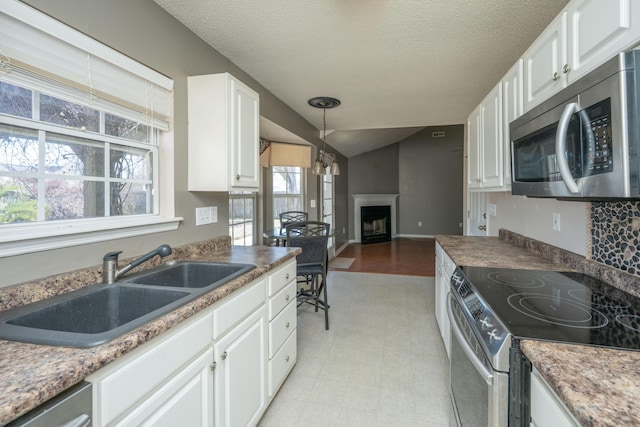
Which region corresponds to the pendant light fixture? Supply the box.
[308,96,341,175]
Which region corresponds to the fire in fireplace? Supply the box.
[361,205,392,244]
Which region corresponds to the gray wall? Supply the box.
[2,0,348,287]
[347,125,464,241]
[398,125,464,236]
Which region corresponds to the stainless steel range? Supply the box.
[447,266,640,427]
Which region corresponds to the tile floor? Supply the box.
[258,271,452,427]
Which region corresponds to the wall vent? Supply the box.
[432,131,446,138]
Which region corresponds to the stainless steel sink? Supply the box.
[124,261,255,289]
[0,261,256,348]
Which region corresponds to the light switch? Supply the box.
[210,206,218,223]
[310,200,316,208]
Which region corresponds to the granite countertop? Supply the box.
[521,340,640,426]
[0,242,300,426]
[436,232,640,427]
[435,234,573,270]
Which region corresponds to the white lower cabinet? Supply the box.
[88,261,297,427]
[115,349,214,427]
[435,243,454,358]
[530,367,579,427]
[213,307,266,427]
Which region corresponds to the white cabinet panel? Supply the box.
[480,83,503,188]
[268,330,297,397]
[188,73,259,192]
[213,278,265,340]
[568,0,640,84]
[114,349,213,427]
[213,308,267,427]
[467,105,481,189]
[530,367,579,427]
[524,13,566,111]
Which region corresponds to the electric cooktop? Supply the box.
[457,266,640,351]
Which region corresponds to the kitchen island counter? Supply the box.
[0,239,300,426]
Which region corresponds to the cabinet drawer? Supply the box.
[268,329,296,397]
[268,300,296,358]
[213,278,265,340]
[268,280,296,321]
[89,312,213,426]
[268,261,296,297]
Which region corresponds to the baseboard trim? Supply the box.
[396,233,435,239]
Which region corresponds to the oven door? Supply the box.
[447,293,508,427]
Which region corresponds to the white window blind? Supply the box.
[0,0,173,130]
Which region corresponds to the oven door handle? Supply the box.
[446,293,494,386]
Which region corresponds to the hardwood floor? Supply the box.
[330,238,435,276]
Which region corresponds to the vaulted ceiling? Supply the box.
[154,0,570,157]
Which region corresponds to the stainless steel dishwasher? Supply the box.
[7,381,92,427]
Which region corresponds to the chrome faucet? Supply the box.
[102,244,173,284]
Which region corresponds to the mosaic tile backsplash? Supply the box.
[591,201,640,276]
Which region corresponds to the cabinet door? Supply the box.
[480,83,503,188]
[213,308,266,427]
[230,77,260,190]
[502,60,523,189]
[524,13,567,112]
[567,0,640,84]
[115,349,214,427]
[467,105,482,189]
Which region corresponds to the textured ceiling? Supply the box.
[154,0,570,157]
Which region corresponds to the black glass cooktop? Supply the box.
[459,266,640,351]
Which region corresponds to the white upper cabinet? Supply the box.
[188,73,260,192]
[568,0,640,84]
[501,59,524,189]
[524,0,640,111]
[467,83,504,190]
[523,12,567,111]
[467,105,481,190]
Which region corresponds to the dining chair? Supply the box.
[279,211,308,230]
[285,221,330,330]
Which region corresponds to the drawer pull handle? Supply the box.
[210,362,217,371]
[285,294,290,301]
[221,351,228,360]
[285,355,290,362]
[285,321,290,328]
[285,273,290,280]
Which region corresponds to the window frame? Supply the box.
[271,166,305,229]
[0,2,180,257]
[229,192,256,246]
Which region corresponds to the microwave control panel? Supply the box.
[584,99,612,175]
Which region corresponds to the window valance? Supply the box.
[260,141,312,168]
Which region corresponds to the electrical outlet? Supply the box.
[418,221,422,227]
[196,207,211,226]
[552,212,561,231]
[310,199,316,208]
[488,203,497,216]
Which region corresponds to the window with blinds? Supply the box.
[0,0,178,256]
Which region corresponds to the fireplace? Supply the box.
[361,205,392,244]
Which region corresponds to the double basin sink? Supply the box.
[0,261,255,348]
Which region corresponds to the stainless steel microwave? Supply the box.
[510,51,640,199]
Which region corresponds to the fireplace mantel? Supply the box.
[352,194,398,243]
